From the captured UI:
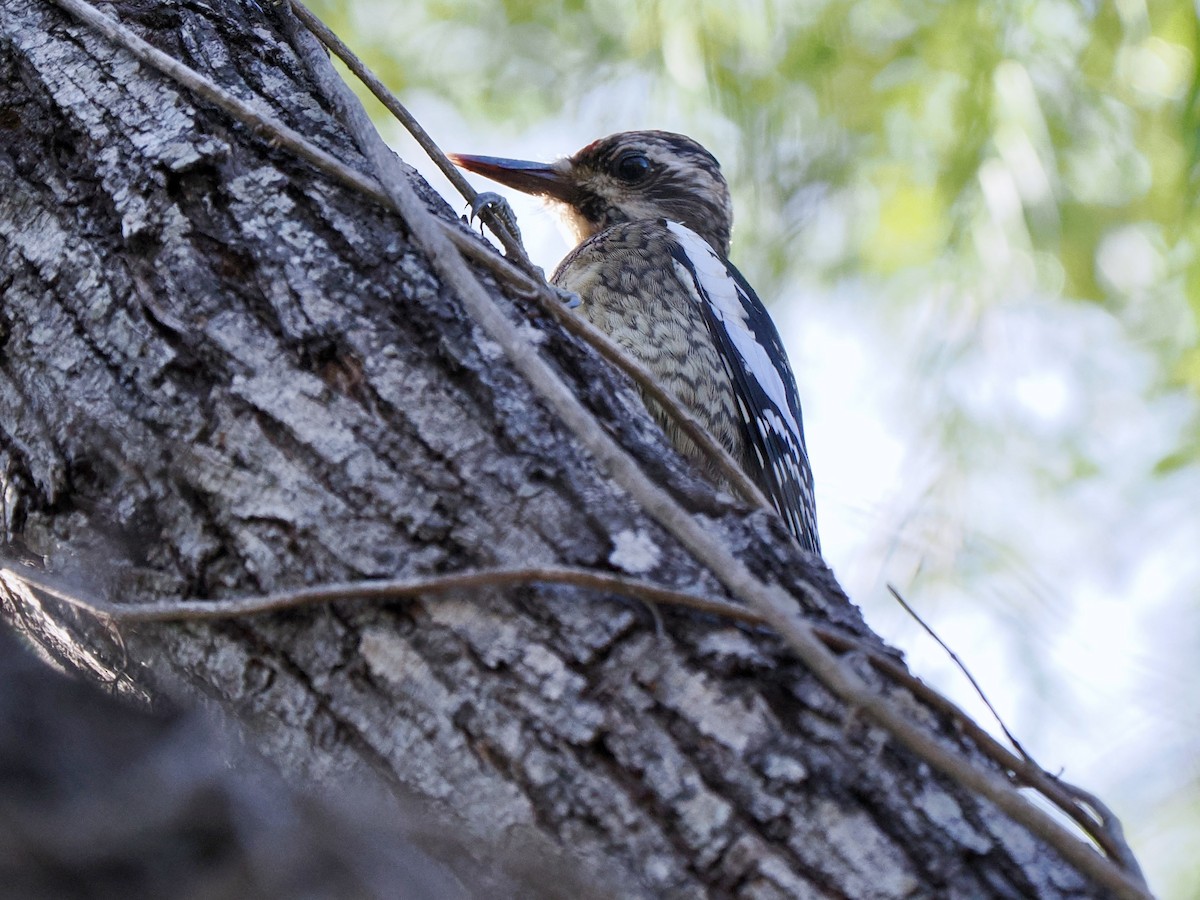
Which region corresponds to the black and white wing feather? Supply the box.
[665,221,820,554]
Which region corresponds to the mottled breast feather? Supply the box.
[553,221,744,464]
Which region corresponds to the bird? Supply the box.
[451,131,820,555]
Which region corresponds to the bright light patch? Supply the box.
[1012,370,1070,422]
[1096,226,1162,296]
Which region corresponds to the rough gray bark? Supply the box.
[0,1,1107,898]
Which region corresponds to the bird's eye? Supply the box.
[615,152,651,183]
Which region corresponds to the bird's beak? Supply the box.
[449,153,578,204]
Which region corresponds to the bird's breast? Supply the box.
[551,221,746,473]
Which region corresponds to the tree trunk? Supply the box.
[0,1,1110,897]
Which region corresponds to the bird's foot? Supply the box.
[551,284,582,309]
[465,192,523,245]
[507,265,580,308]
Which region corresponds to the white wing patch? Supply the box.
[665,219,820,553]
[665,221,804,443]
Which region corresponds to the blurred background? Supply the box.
[311,1,1199,895]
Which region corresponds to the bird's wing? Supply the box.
[664,221,820,554]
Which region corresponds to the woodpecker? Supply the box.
[452,131,820,555]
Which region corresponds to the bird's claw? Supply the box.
[463,196,575,308]
[465,192,523,245]
[468,191,510,222]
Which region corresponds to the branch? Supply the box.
[37,2,1152,897]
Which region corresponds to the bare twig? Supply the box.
[1,533,1141,868]
[887,584,1028,755]
[837,615,1131,865]
[4,563,756,625]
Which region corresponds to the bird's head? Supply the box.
[451,130,734,257]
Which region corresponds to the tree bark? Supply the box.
[0,1,1110,897]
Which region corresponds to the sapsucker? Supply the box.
[452,131,820,555]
